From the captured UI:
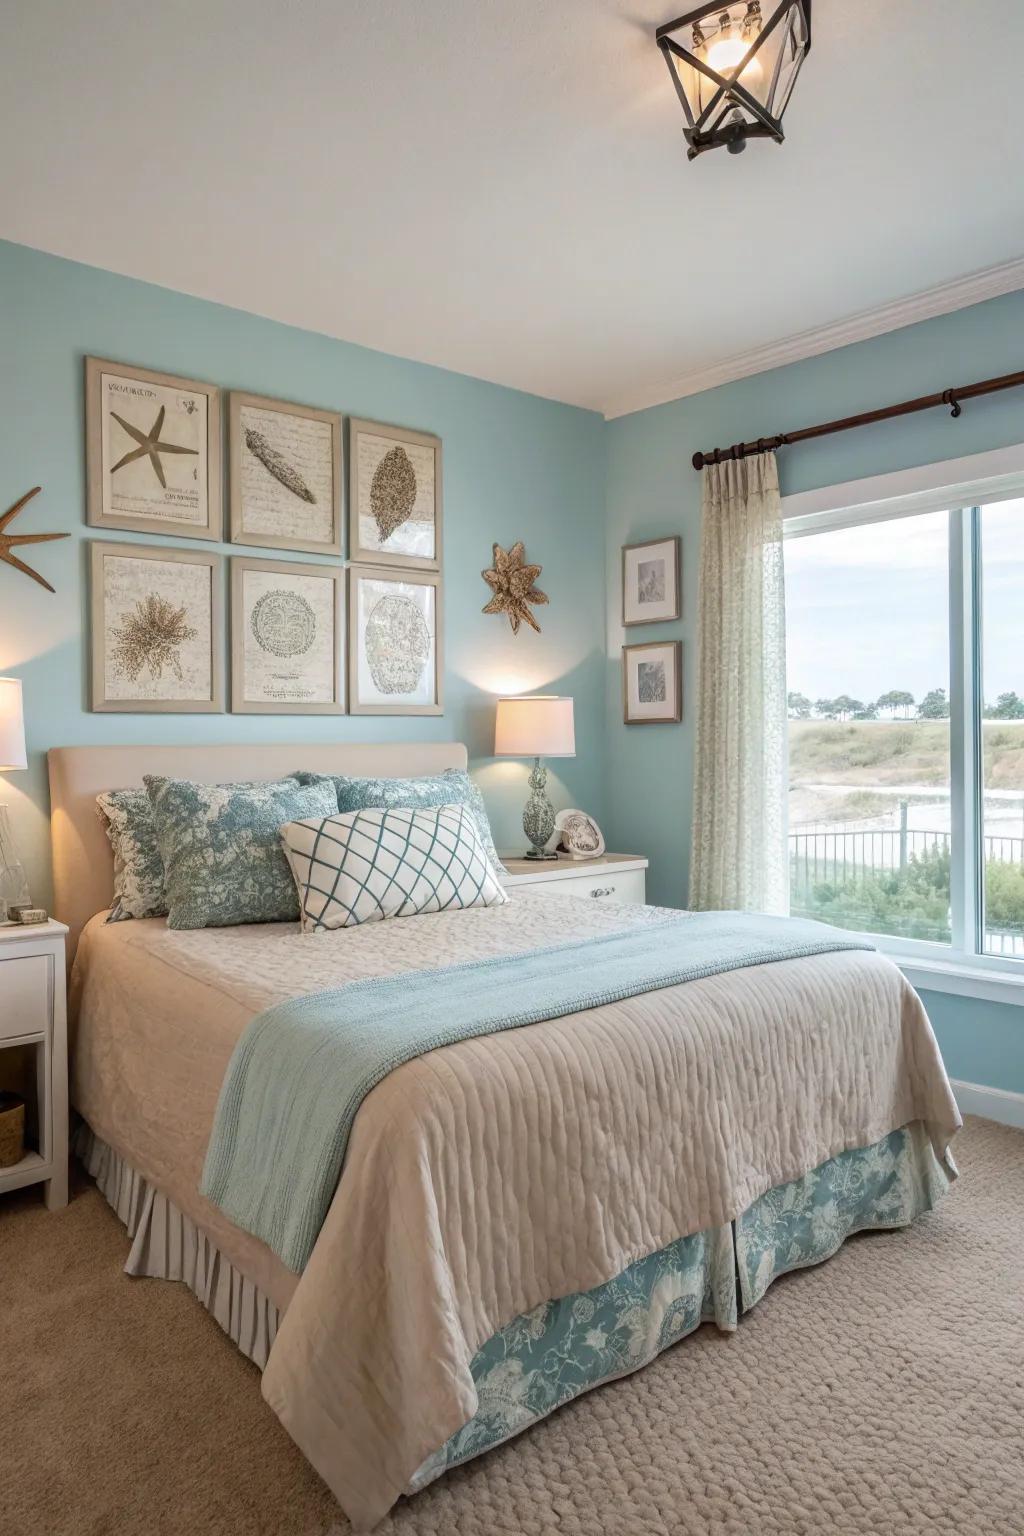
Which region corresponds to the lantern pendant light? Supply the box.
[657,1,811,161]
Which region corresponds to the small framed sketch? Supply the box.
[85,357,221,540]
[622,640,682,725]
[622,537,680,626]
[229,392,342,555]
[349,418,441,571]
[90,541,223,713]
[231,558,344,715]
[348,565,442,716]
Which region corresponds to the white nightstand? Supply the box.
[0,919,69,1210]
[500,853,648,905]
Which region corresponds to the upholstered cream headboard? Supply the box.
[48,741,468,963]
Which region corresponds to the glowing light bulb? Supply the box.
[706,31,763,83]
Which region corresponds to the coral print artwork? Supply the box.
[91,542,223,713]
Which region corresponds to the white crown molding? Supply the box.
[602,256,1024,422]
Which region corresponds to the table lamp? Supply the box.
[0,678,31,920]
[494,695,575,860]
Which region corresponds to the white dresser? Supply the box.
[500,853,648,905]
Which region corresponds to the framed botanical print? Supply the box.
[229,392,342,555]
[622,537,680,626]
[349,418,441,571]
[230,557,344,715]
[622,640,682,725]
[90,541,223,713]
[85,357,221,540]
[348,564,442,716]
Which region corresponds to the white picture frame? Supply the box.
[229,392,343,556]
[348,564,443,716]
[622,640,682,725]
[85,357,221,541]
[230,557,345,715]
[622,537,681,626]
[90,541,224,713]
[349,418,442,571]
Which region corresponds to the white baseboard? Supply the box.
[950,1078,1024,1129]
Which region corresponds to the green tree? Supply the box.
[988,691,1024,720]
[917,687,950,719]
[852,703,878,720]
[787,691,812,719]
[876,689,915,719]
[832,695,864,721]
[814,697,838,719]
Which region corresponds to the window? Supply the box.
[981,501,1024,959]
[784,485,1024,973]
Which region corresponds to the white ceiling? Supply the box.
[3,0,1024,417]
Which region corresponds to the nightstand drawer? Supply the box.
[0,953,51,1041]
[569,869,647,904]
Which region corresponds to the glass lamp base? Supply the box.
[522,847,558,861]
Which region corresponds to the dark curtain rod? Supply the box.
[691,367,1024,472]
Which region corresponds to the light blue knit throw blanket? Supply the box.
[201,912,873,1272]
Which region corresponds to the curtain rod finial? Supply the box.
[692,451,705,470]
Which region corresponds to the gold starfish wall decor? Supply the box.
[0,487,69,594]
[481,541,548,635]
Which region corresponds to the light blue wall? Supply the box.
[605,286,1024,1092]
[3,236,1021,1094]
[0,239,606,906]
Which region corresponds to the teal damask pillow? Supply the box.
[96,788,168,922]
[294,768,506,877]
[144,775,338,930]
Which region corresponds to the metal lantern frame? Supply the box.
[657,1,811,161]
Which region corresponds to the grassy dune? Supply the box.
[789,719,1024,789]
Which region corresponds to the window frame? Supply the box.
[782,441,1024,998]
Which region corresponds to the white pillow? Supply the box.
[280,803,509,933]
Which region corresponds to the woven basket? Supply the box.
[0,1092,25,1168]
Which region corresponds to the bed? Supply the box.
[50,742,962,1531]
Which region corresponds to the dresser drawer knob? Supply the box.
[589,886,615,898]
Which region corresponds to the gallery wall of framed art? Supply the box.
[82,357,444,717]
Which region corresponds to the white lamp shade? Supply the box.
[0,679,27,771]
[494,695,575,759]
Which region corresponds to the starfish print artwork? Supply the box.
[110,405,198,488]
[481,541,548,635]
[0,486,69,593]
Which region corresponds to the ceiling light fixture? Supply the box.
[657,1,811,161]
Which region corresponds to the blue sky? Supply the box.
[785,503,1022,706]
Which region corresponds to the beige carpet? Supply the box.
[2,1115,1022,1536]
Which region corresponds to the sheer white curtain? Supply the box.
[689,451,788,914]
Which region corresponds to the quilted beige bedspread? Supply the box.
[71,891,960,1530]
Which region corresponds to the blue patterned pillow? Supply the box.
[96,788,167,922]
[294,769,505,877]
[145,775,338,930]
[280,804,508,932]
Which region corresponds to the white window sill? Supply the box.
[891,956,1024,1009]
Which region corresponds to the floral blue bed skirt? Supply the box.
[410,1122,953,1492]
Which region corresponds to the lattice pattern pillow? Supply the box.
[280,803,509,933]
